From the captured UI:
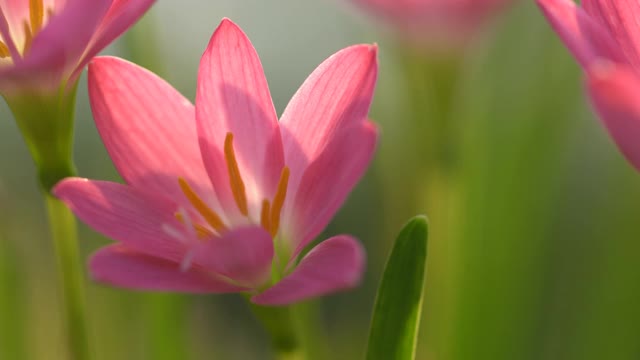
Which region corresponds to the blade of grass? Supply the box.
[366,216,429,360]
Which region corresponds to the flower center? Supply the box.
[176,132,290,239]
[0,0,51,59]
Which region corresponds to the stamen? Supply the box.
[175,213,213,239]
[22,22,33,54]
[29,0,44,33]
[0,41,9,58]
[224,133,248,216]
[260,200,271,233]
[269,167,290,237]
[161,223,185,243]
[178,178,227,233]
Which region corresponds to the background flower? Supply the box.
[0,0,155,95]
[537,0,640,171]
[347,0,511,48]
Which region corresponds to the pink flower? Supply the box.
[348,0,510,47]
[0,0,155,95]
[53,19,379,305]
[537,0,640,171]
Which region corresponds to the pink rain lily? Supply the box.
[0,0,155,95]
[54,19,379,305]
[537,0,640,171]
[348,0,510,47]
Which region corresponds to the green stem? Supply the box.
[5,81,91,359]
[249,303,305,360]
[45,194,91,360]
[394,45,464,359]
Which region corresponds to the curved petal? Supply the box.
[196,18,283,213]
[193,226,273,288]
[53,178,186,262]
[72,0,156,80]
[24,0,111,79]
[279,44,378,195]
[90,245,245,293]
[283,120,378,254]
[251,235,365,305]
[587,63,640,172]
[583,0,640,70]
[536,0,627,68]
[88,56,220,212]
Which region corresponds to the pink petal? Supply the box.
[72,0,156,80]
[586,63,640,172]
[54,178,185,262]
[284,120,378,255]
[88,56,220,212]
[279,44,378,196]
[193,226,274,288]
[90,245,244,293]
[582,0,640,70]
[536,0,627,69]
[24,0,111,81]
[251,235,365,305]
[196,18,283,212]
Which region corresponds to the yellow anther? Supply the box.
[22,22,33,54]
[178,178,227,233]
[260,200,271,234]
[224,133,248,216]
[0,41,10,58]
[269,167,290,237]
[29,0,44,33]
[174,213,212,239]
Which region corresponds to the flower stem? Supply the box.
[45,193,92,360]
[249,303,305,360]
[392,45,464,359]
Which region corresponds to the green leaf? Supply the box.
[366,215,429,360]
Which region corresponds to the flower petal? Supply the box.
[279,44,378,194]
[536,0,626,68]
[196,18,283,213]
[582,0,640,69]
[88,56,219,212]
[586,63,640,172]
[24,0,111,80]
[54,178,185,262]
[72,0,156,80]
[90,245,244,293]
[251,235,365,305]
[283,120,378,254]
[193,226,273,288]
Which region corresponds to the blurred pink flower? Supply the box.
[54,19,379,305]
[0,0,155,95]
[349,0,510,47]
[537,0,640,171]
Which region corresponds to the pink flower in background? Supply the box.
[0,0,155,95]
[54,19,379,305]
[537,0,640,171]
[348,0,510,47]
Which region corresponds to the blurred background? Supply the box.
[1,0,640,359]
